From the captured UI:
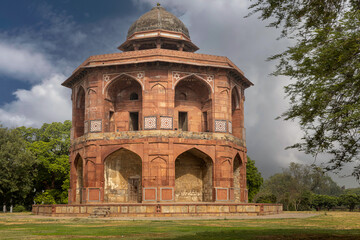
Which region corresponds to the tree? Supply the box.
[17,121,71,204]
[311,194,338,211]
[246,156,263,202]
[339,193,360,211]
[0,125,35,212]
[256,162,343,210]
[248,1,360,179]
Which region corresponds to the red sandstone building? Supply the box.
[63,5,253,205]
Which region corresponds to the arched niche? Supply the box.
[74,154,83,203]
[74,87,85,138]
[231,86,241,138]
[106,76,142,132]
[149,157,168,186]
[174,76,212,132]
[151,83,166,115]
[175,148,213,202]
[233,153,242,202]
[220,159,232,187]
[104,148,142,203]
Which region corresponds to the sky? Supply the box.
[0,0,358,188]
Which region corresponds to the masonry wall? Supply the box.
[69,62,248,204]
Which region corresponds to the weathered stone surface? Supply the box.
[62,5,254,209]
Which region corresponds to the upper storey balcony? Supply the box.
[71,67,247,148]
[64,5,252,147]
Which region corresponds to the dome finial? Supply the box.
[157,3,161,7]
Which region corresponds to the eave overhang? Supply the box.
[62,49,253,88]
[118,29,199,52]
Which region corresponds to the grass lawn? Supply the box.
[0,212,359,239]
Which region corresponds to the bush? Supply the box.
[13,205,27,212]
[34,191,56,205]
[256,194,277,203]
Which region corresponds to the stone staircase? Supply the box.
[89,206,110,218]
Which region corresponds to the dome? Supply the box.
[127,5,190,39]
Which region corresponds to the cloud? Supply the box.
[0,0,356,187]
[133,0,358,187]
[0,74,71,127]
[0,40,56,82]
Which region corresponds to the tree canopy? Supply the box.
[17,121,71,205]
[248,0,360,179]
[256,162,343,210]
[0,125,35,210]
[246,156,263,202]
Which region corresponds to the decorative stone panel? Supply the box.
[144,116,157,130]
[143,188,157,201]
[160,116,173,130]
[70,128,74,140]
[84,121,89,134]
[215,188,229,201]
[160,187,174,201]
[90,120,102,132]
[214,120,227,133]
[228,121,232,134]
[88,188,101,202]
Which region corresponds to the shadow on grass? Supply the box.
[155,229,360,240]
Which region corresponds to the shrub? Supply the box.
[13,205,27,212]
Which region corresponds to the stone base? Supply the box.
[32,203,282,217]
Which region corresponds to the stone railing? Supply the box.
[72,130,246,147]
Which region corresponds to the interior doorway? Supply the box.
[178,112,188,131]
[129,112,139,131]
[128,177,141,203]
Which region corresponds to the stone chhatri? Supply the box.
[127,5,190,38]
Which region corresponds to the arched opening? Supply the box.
[130,92,139,100]
[175,148,213,202]
[175,76,212,132]
[233,153,242,202]
[231,87,241,137]
[104,148,142,203]
[107,76,142,132]
[74,155,83,203]
[74,87,85,138]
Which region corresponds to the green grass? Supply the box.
[0,212,360,239]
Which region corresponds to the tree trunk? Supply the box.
[2,204,6,213]
[10,199,13,213]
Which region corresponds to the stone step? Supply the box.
[89,207,110,218]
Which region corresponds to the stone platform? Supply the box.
[32,203,282,218]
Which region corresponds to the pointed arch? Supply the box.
[175,75,212,132]
[74,86,85,138]
[149,156,168,186]
[105,74,143,102]
[220,89,230,96]
[104,73,144,99]
[175,147,214,163]
[105,74,143,132]
[151,83,166,92]
[233,153,242,202]
[231,86,240,112]
[104,148,142,203]
[175,147,213,202]
[174,74,214,93]
[74,153,84,203]
[231,86,242,137]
